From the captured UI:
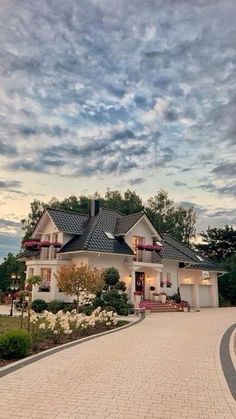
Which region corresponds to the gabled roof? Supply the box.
[59,208,134,255]
[159,234,225,272]
[46,208,90,235]
[115,212,144,235]
[17,249,40,261]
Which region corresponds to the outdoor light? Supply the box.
[9,273,20,316]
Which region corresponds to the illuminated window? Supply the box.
[39,268,51,292]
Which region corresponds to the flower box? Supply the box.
[136,243,163,251]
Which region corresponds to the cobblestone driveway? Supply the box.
[0,308,236,419]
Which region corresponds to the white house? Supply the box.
[19,200,225,308]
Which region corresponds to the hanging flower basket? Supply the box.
[22,240,41,249]
[51,241,62,248]
[136,243,163,251]
[39,241,51,248]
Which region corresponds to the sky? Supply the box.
[0,0,236,259]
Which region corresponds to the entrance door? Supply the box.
[135,272,145,298]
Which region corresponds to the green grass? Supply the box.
[0,315,27,336]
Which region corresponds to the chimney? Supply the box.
[91,199,100,217]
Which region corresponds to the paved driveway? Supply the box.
[0,308,236,419]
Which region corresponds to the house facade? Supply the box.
[19,200,224,308]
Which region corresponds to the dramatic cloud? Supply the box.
[0,0,235,247]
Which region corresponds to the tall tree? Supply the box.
[196,225,236,261]
[0,253,25,291]
[104,189,143,214]
[218,256,236,305]
[146,190,196,243]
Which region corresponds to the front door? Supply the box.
[135,272,145,299]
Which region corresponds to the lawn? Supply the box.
[0,315,27,336]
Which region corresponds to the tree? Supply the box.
[196,226,236,306]
[218,256,236,305]
[25,275,43,331]
[104,189,144,214]
[146,190,196,243]
[0,253,25,292]
[196,225,236,261]
[21,189,195,243]
[56,264,104,312]
[93,267,131,315]
[21,200,47,240]
[103,267,120,287]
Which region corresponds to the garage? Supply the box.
[199,285,211,307]
[180,285,193,306]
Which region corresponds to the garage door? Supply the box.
[199,285,211,307]
[180,285,193,306]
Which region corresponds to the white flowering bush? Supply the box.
[78,288,95,306]
[30,307,118,343]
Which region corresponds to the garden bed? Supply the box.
[0,319,128,368]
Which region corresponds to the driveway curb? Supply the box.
[220,323,236,401]
[0,315,144,379]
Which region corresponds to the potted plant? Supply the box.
[153,293,159,302]
[160,292,167,304]
[149,286,155,300]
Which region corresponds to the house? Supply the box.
[19,200,225,308]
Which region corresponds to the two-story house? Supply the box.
[19,200,225,308]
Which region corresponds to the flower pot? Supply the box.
[160,294,166,304]
[153,295,159,302]
[134,294,142,307]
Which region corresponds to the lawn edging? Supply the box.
[0,315,144,378]
[219,323,236,401]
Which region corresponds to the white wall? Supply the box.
[161,260,179,296]
[125,218,155,248]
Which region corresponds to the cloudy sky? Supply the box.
[0,0,236,259]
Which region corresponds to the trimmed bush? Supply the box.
[47,299,66,314]
[0,329,32,359]
[83,305,94,316]
[32,299,48,313]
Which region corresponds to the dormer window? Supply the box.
[104,231,115,239]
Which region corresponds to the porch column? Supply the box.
[130,270,136,302]
[193,284,200,308]
[155,271,161,294]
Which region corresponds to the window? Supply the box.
[41,234,51,259]
[160,272,164,287]
[28,268,34,278]
[166,273,172,288]
[104,231,115,239]
[39,268,51,292]
[51,232,58,259]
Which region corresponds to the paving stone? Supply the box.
[0,308,236,418]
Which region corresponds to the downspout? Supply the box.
[90,252,101,266]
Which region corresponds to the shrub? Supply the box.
[47,300,66,314]
[0,329,32,359]
[32,299,48,313]
[83,305,93,316]
[63,301,77,312]
[128,302,135,314]
[103,267,120,287]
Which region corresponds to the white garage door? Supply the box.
[180,285,193,306]
[199,285,211,307]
